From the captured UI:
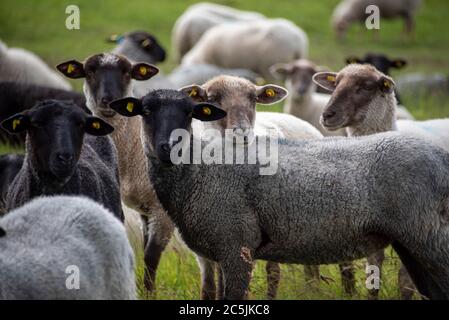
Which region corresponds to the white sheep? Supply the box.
[0,196,135,299]
[332,0,422,39]
[0,40,71,90]
[270,59,346,137]
[171,2,265,62]
[314,64,449,152]
[181,19,308,81]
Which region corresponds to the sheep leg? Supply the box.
[266,261,281,299]
[402,13,415,34]
[366,249,385,300]
[143,210,174,294]
[220,248,255,300]
[339,262,356,296]
[398,262,415,300]
[196,256,217,300]
[304,265,320,290]
[392,241,447,299]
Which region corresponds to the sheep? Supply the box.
[171,2,265,62]
[56,53,218,299]
[313,64,449,152]
[109,30,167,65]
[180,75,322,143]
[181,18,309,81]
[312,63,449,299]
[180,75,323,298]
[0,81,89,146]
[0,154,23,214]
[0,195,135,299]
[107,30,262,95]
[110,89,449,300]
[344,53,415,120]
[1,99,124,221]
[270,59,347,137]
[0,40,72,90]
[332,0,422,39]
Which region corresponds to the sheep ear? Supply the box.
[179,85,207,102]
[131,63,159,81]
[107,34,124,43]
[56,60,85,79]
[256,85,288,105]
[269,63,293,80]
[379,76,395,94]
[109,97,143,117]
[84,117,114,136]
[313,72,337,92]
[0,227,5,238]
[192,103,227,122]
[390,59,407,69]
[1,113,30,134]
[346,56,362,65]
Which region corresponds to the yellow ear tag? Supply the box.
[67,64,75,74]
[189,88,197,97]
[327,75,336,82]
[202,106,212,115]
[126,102,134,113]
[12,119,21,131]
[384,80,390,88]
[139,66,148,76]
[92,121,101,129]
[265,88,275,97]
[142,39,151,48]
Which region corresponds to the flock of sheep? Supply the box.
[0,0,449,300]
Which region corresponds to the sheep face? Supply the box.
[109,31,167,64]
[346,53,407,76]
[271,59,323,98]
[313,64,395,131]
[57,54,158,118]
[180,76,287,144]
[109,90,226,165]
[1,100,113,183]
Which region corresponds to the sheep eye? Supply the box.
[142,109,151,116]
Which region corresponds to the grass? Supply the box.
[0,0,448,300]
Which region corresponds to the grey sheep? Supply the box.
[110,89,449,300]
[0,196,135,299]
[2,100,123,221]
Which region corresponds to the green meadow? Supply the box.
[1,0,448,299]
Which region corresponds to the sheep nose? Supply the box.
[101,96,113,105]
[322,110,336,120]
[56,153,74,165]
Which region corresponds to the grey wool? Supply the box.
[0,196,135,299]
[149,133,449,299]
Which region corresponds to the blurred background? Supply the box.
[1,0,448,299]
